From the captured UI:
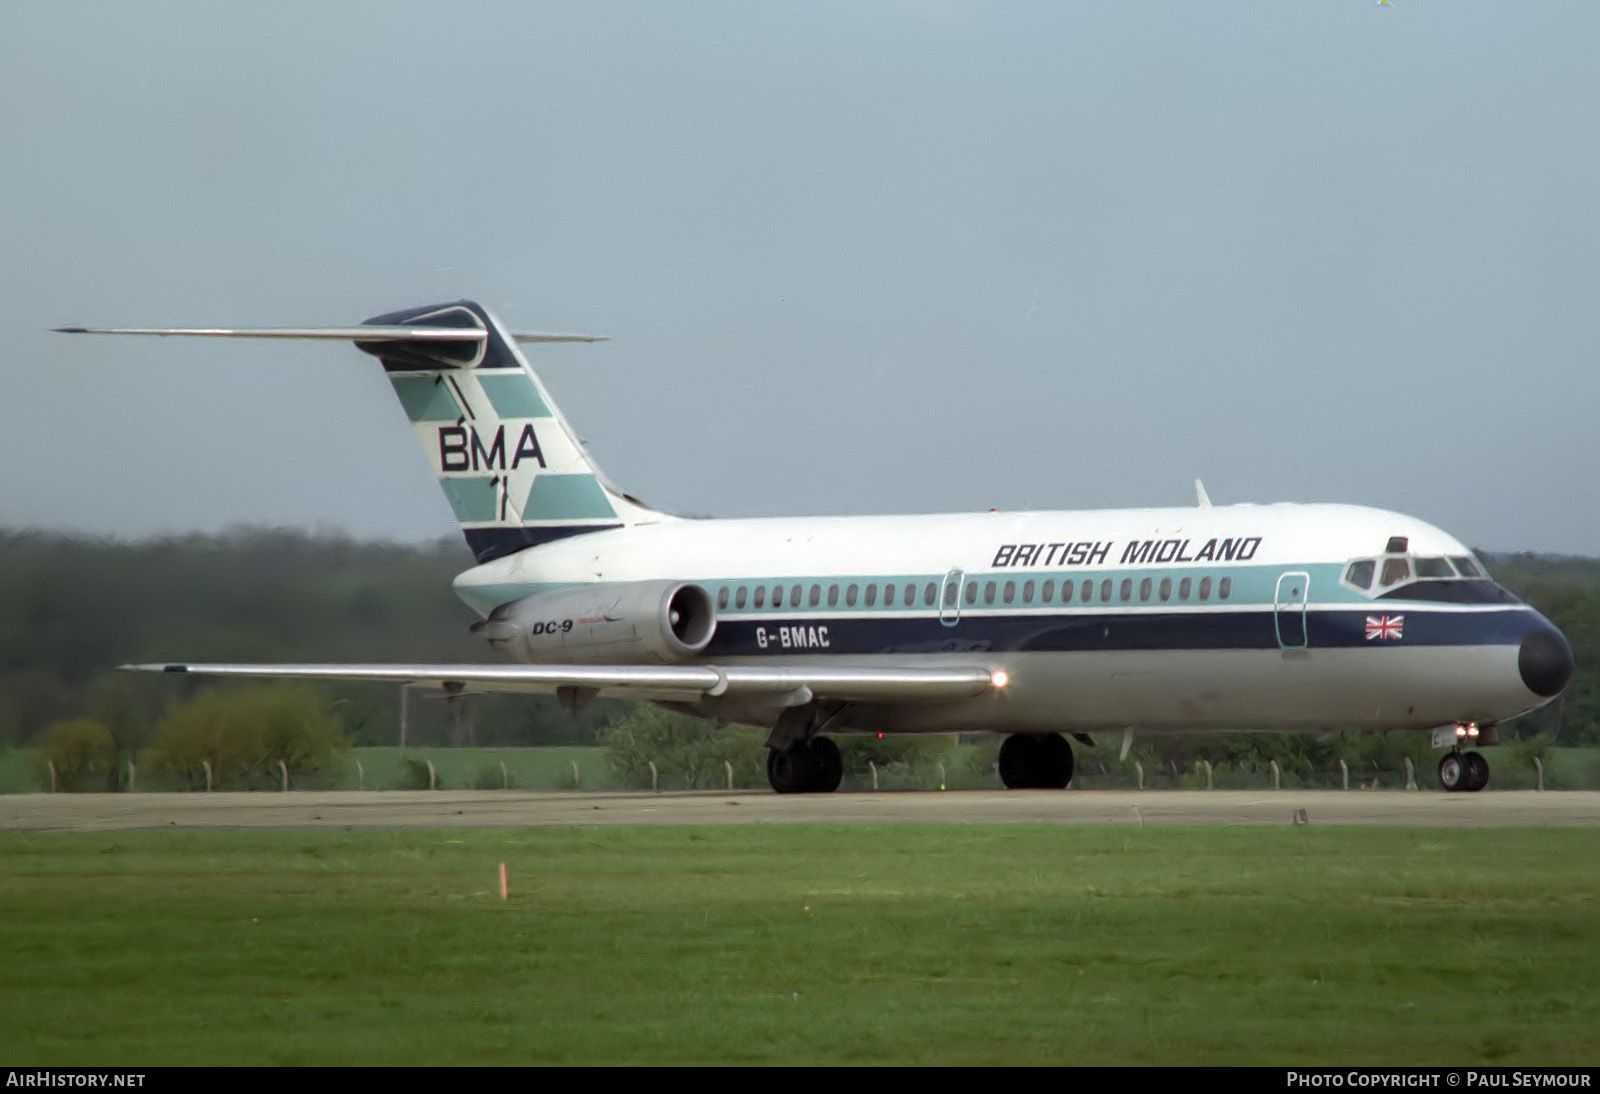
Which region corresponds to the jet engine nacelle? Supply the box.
[473,580,716,664]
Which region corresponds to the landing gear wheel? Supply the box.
[998,733,1075,789]
[766,738,842,794]
[1463,751,1490,792]
[1438,753,1466,792]
[768,744,821,794]
[809,736,843,793]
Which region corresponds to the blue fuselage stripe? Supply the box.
[702,607,1542,657]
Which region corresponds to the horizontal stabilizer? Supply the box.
[55,326,606,343]
[121,661,999,704]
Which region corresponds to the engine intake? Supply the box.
[474,580,716,664]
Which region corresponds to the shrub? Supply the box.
[147,684,348,790]
[601,705,765,789]
[37,718,117,791]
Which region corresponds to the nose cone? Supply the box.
[1519,624,1575,698]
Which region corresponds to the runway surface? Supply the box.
[4,788,1598,831]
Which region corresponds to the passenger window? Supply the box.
[828,585,840,607]
[984,581,997,605]
[1159,577,1172,601]
[884,584,896,607]
[790,586,803,608]
[864,584,877,607]
[809,585,821,607]
[754,586,766,609]
[1199,576,1211,601]
[736,586,748,609]
[1379,558,1411,587]
[1099,579,1112,601]
[1003,581,1016,604]
[1119,579,1133,601]
[1450,556,1483,578]
[1139,578,1152,601]
[1219,577,1232,599]
[718,587,729,610]
[1345,560,1375,590]
[1178,577,1191,600]
[1416,557,1453,578]
[925,582,938,606]
[905,583,917,606]
[846,584,859,607]
[1042,579,1055,602]
[965,583,977,605]
[1022,580,1034,604]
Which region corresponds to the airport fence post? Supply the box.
[426,759,437,791]
[48,759,57,793]
[649,760,659,793]
[869,761,879,790]
[279,759,288,792]
[1270,760,1280,790]
[203,760,213,793]
[500,760,508,789]
[937,761,946,790]
[571,759,581,789]
[356,760,364,791]
[724,759,734,791]
[127,759,136,793]
[1339,759,1349,790]
[1534,756,1544,791]
[1404,757,1416,790]
[1203,760,1213,790]
[1135,760,1144,790]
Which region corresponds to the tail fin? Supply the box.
[57,300,663,563]
[357,301,659,562]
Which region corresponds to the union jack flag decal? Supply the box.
[1365,614,1404,641]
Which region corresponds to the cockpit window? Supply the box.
[1415,557,1454,578]
[1344,560,1375,590]
[1450,556,1484,578]
[1379,557,1412,587]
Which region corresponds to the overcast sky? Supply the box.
[3,2,1596,554]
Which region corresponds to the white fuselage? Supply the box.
[451,501,1563,736]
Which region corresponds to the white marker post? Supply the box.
[1339,759,1349,790]
[649,760,659,792]
[279,760,289,792]
[571,759,581,789]
[1270,760,1280,790]
[203,760,213,792]
[869,761,878,790]
[500,760,508,789]
[724,760,734,791]
[356,760,364,791]
[1135,760,1144,790]
[426,759,437,791]
[1404,757,1416,790]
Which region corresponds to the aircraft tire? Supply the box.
[1464,751,1490,792]
[768,744,821,794]
[998,733,1074,790]
[1438,752,1468,792]
[809,736,843,793]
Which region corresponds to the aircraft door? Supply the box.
[1274,571,1310,650]
[939,568,964,627]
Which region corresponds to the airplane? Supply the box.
[60,300,1574,794]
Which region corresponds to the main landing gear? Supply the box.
[1438,750,1490,793]
[766,737,844,794]
[998,732,1075,789]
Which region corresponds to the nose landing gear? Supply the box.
[1439,750,1490,792]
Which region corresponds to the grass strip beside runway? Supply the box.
[2,825,1595,1066]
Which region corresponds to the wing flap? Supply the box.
[121,662,997,703]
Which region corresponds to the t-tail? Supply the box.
[57,300,664,563]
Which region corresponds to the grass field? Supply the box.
[2,825,1596,1065]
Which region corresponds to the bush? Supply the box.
[601,705,765,789]
[392,755,438,790]
[36,718,117,791]
[147,684,349,790]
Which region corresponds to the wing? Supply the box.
[122,661,1000,706]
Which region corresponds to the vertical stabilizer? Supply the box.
[358,301,660,562]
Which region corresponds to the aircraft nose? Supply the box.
[1519,623,1575,698]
